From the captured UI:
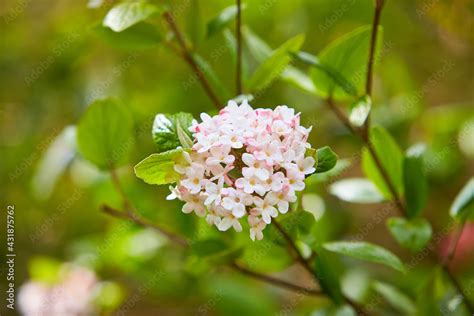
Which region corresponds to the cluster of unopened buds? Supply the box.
[168,100,315,240]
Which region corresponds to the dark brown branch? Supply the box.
[236,0,242,95]
[230,262,322,296]
[163,11,222,109]
[102,204,189,247]
[365,0,384,96]
[102,204,330,300]
[442,265,474,312]
[272,220,369,315]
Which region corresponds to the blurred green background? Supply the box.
[1,0,473,315]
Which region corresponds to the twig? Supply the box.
[365,0,384,96]
[440,220,474,312]
[163,11,222,109]
[102,204,189,247]
[102,204,327,299]
[362,0,385,137]
[272,220,369,316]
[230,262,322,296]
[236,0,242,95]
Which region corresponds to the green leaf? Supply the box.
[243,28,315,94]
[177,122,193,149]
[329,178,384,204]
[292,51,356,96]
[313,247,344,304]
[311,25,383,100]
[94,22,162,50]
[103,0,162,32]
[207,4,246,37]
[134,149,187,185]
[152,112,194,153]
[77,98,134,169]
[191,239,228,257]
[450,177,474,220]
[403,147,428,218]
[372,281,416,315]
[387,217,432,252]
[192,53,230,100]
[323,241,405,272]
[246,34,305,91]
[349,95,371,127]
[362,126,404,199]
[315,146,338,173]
[186,0,204,47]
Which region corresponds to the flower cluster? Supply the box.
[18,265,99,316]
[168,100,315,240]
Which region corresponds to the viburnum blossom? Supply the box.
[168,100,315,241]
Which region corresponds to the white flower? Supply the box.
[253,194,278,224]
[181,163,205,194]
[204,177,225,205]
[253,140,283,166]
[296,155,316,175]
[221,188,252,218]
[206,145,235,165]
[182,194,206,217]
[249,216,266,241]
[268,187,297,214]
[242,153,270,180]
[217,213,243,232]
[235,172,266,196]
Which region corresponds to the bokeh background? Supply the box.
[1,0,473,315]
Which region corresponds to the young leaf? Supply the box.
[403,147,428,218]
[310,25,383,100]
[362,126,404,199]
[315,146,338,173]
[103,1,162,32]
[349,95,371,127]
[134,148,186,185]
[190,239,228,257]
[387,217,432,252]
[152,112,194,153]
[329,178,385,204]
[94,22,162,50]
[186,0,204,47]
[243,28,315,94]
[176,122,193,148]
[323,241,405,272]
[207,4,246,37]
[372,281,417,315]
[292,51,356,96]
[77,98,134,169]
[246,34,305,91]
[313,247,344,304]
[450,177,474,220]
[192,53,230,100]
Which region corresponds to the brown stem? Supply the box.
[272,220,369,315]
[230,262,322,296]
[440,220,474,313]
[163,11,222,109]
[362,0,384,138]
[102,204,189,247]
[101,204,329,300]
[442,265,474,313]
[365,0,384,96]
[236,0,242,95]
[364,142,405,214]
